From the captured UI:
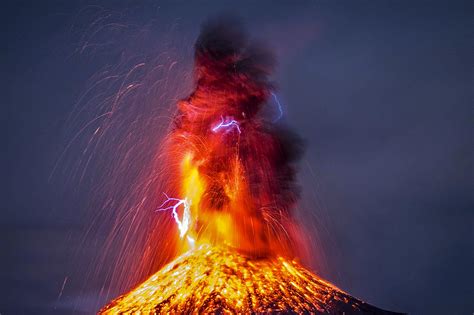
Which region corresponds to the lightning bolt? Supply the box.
[157,193,191,238]
[271,92,284,122]
[212,116,241,134]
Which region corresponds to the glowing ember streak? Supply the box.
[211,115,241,134]
[157,194,191,238]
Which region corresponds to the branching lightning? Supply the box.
[211,116,241,134]
[157,193,191,238]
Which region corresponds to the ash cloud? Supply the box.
[171,17,305,255]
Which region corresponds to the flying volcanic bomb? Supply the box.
[99,18,402,314]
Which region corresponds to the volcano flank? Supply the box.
[100,245,401,314]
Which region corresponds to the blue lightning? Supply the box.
[271,92,284,122]
[211,116,241,134]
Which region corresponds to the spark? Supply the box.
[271,92,284,122]
[55,276,68,308]
[157,193,191,238]
[211,116,241,134]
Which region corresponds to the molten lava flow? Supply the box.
[100,245,398,314]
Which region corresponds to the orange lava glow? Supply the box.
[99,245,381,314]
[171,142,275,255]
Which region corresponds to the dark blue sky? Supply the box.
[2,1,472,314]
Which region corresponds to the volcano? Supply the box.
[99,245,400,314]
[97,18,402,315]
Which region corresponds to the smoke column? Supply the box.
[161,17,305,257]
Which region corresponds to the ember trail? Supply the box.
[100,19,401,314]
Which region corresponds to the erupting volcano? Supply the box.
[99,19,401,314]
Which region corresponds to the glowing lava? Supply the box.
[99,245,400,314]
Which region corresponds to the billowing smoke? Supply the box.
[165,18,304,256]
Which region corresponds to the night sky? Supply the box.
[2,1,472,314]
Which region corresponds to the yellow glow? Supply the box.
[99,245,366,314]
[181,152,204,208]
[177,152,248,251]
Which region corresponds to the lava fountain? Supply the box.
[99,19,401,314]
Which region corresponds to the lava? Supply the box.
[100,245,399,314]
